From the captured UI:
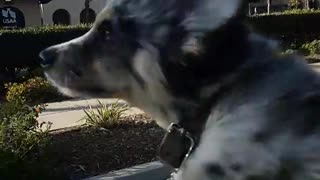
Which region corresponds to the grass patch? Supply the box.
[81,100,130,128]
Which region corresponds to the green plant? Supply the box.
[256,8,320,16]
[288,0,302,9]
[299,40,320,55]
[0,20,318,74]
[0,100,52,179]
[5,76,67,105]
[14,67,46,82]
[0,24,91,70]
[247,11,320,47]
[281,49,296,55]
[81,100,129,128]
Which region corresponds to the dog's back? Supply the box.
[173,33,320,180]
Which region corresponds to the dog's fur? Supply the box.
[39,0,320,179]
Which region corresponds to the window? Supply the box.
[80,8,96,24]
[52,9,71,25]
[39,0,52,4]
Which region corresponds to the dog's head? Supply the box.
[39,0,246,127]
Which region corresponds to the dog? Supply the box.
[39,0,320,179]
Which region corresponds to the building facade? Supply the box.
[249,0,320,14]
[0,0,41,29]
[249,0,290,14]
[42,0,107,25]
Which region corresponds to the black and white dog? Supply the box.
[39,0,320,179]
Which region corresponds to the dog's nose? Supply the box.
[39,47,58,68]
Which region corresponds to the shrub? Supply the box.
[0,101,50,158]
[258,9,320,16]
[288,0,302,9]
[0,25,90,95]
[0,25,90,70]
[81,100,129,128]
[1,15,320,74]
[247,11,320,47]
[299,40,320,55]
[0,100,52,179]
[5,76,67,105]
[281,40,320,56]
[0,17,319,72]
[14,67,46,82]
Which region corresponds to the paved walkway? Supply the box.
[311,62,320,73]
[38,98,144,131]
[84,161,172,180]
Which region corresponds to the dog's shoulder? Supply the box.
[267,85,320,136]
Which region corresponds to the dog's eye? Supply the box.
[97,20,113,40]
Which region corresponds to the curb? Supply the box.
[310,62,320,68]
[83,161,173,180]
[42,99,128,112]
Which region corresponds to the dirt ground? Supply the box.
[46,114,165,180]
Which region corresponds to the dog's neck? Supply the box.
[128,19,252,129]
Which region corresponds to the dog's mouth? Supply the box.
[44,65,116,98]
[66,64,83,78]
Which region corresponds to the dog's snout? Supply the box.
[39,47,58,68]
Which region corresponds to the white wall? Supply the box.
[250,0,289,7]
[42,0,107,25]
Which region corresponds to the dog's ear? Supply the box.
[182,0,244,33]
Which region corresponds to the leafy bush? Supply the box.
[14,67,46,82]
[0,25,90,96]
[0,25,90,70]
[82,100,129,128]
[0,101,50,158]
[0,100,52,179]
[247,11,320,47]
[281,49,297,55]
[280,8,320,15]
[281,40,320,56]
[259,9,320,16]
[0,18,319,73]
[288,0,302,9]
[299,40,320,55]
[5,76,67,105]
[1,15,320,75]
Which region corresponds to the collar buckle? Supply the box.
[159,123,195,170]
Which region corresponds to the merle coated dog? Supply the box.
[39,0,320,179]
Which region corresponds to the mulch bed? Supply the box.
[46,114,165,180]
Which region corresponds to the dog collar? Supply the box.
[159,123,196,170]
[158,76,238,171]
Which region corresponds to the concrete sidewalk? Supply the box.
[311,62,320,72]
[38,98,144,131]
[84,161,173,180]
